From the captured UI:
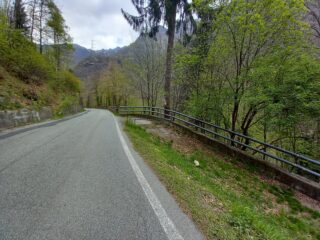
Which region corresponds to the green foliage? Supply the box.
[50,70,81,93]
[55,95,79,117]
[122,0,194,39]
[13,0,27,31]
[123,0,196,111]
[0,17,53,83]
[47,0,72,70]
[174,0,320,159]
[0,10,81,111]
[124,36,166,107]
[96,61,133,107]
[47,0,66,37]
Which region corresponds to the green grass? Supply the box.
[124,120,320,240]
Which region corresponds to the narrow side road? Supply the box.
[0,109,203,240]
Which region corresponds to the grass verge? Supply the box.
[124,120,320,240]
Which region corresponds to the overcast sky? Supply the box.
[55,0,139,50]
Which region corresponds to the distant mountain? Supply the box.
[72,44,94,67]
[74,55,110,94]
[73,45,128,93]
[72,26,169,66]
[73,26,169,98]
[96,47,122,56]
[71,45,126,68]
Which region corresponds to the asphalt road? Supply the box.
[0,109,203,240]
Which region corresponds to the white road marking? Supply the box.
[112,114,184,240]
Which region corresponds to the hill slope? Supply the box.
[73,27,168,106]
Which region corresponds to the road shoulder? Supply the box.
[114,115,204,240]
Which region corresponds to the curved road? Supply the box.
[0,109,203,240]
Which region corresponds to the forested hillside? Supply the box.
[0,0,81,115]
[73,27,168,107]
[77,0,320,161]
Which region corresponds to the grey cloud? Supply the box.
[55,0,138,49]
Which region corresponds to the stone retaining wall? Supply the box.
[0,107,53,130]
[0,105,83,130]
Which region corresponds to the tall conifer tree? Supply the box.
[122,0,195,112]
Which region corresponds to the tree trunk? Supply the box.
[230,96,239,146]
[39,0,45,54]
[164,2,177,117]
[29,0,37,42]
[240,106,256,150]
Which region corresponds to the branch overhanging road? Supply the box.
[0,109,203,240]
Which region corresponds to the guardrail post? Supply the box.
[201,122,205,134]
[164,108,170,120]
[194,119,200,132]
[171,111,175,122]
[214,126,218,140]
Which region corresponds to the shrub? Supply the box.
[0,13,81,110]
[60,71,81,93]
[0,27,54,84]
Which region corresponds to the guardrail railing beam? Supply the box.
[111,106,320,182]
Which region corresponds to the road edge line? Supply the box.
[112,114,184,240]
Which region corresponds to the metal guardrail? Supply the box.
[111,106,320,182]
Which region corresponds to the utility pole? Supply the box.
[90,40,96,59]
[91,40,96,51]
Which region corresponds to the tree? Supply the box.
[13,0,27,30]
[97,61,132,107]
[171,43,199,111]
[125,35,166,107]
[203,0,310,139]
[306,0,320,40]
[1,0,13,24]
[175,0,320,160]
[38,0,47,54]
[0,0,81,114]
[47,0,71,70]
[28,0,38,42]
[122,0,195,112]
